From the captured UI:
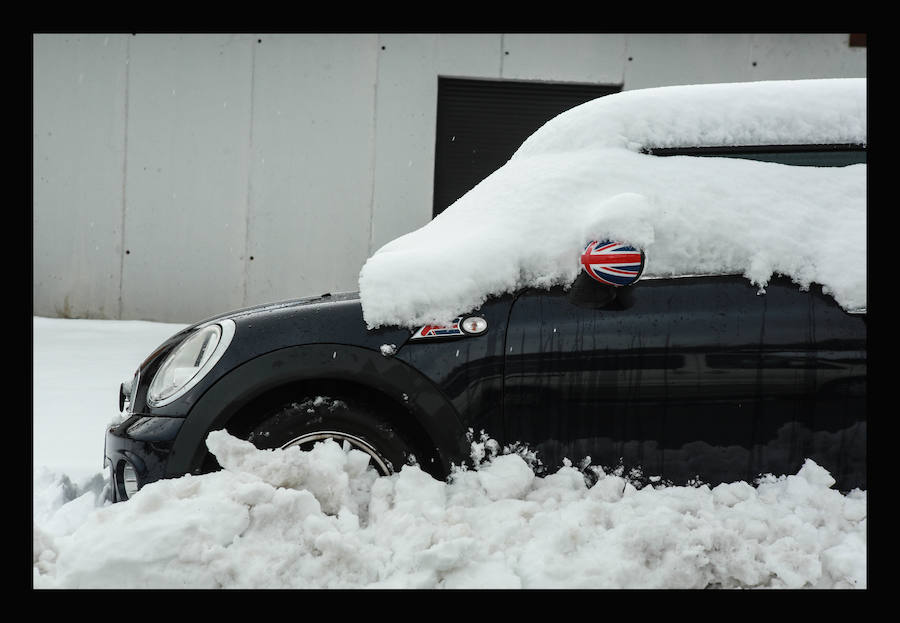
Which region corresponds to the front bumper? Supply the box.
[104,415,185,502]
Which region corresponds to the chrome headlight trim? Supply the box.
[146,319,236,408]
[121,462,139,499]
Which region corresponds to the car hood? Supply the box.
[181,291,414,362]
[194,291,361,326]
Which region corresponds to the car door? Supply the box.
[502,274,866,488]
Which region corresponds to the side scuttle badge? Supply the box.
[411,316,488,340]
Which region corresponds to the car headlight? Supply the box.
[147,319,236,407]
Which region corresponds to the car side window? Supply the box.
[643,144,866,167]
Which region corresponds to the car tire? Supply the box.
[246,395,418,476]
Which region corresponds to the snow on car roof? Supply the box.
[359,79,866,329]
[514,78,866,156]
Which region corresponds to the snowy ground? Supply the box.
[32,316,866,589]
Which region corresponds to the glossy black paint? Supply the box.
[125,292,411,418]
[394,295,514,452]
[104,415,184,501]
[106,292,474,500]
[106,272,865,502]
[165,343,470,479]
[502,275,865,489]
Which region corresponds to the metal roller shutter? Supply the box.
[433,77,621,217]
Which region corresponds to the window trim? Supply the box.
[642,143,866,157]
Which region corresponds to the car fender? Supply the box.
[165,343,469,478]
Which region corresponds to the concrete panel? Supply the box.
[436,33,503,78]
[33,34,129,319]
[502,34,625,84]
[245,34,378,304]
[624,34,753,89]
[749,34,866,80]
[369,34,502,253]
[121,34,254,323]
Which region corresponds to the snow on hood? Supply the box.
[359,79,866,328]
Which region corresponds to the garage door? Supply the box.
[433,77,621,217]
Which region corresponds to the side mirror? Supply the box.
[568,240,645,309]
[580,240,645,287]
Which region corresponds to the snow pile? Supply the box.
[34,431,866,589]
[513,78,866,156]
[359,79,866,328]
[33,468,109,556]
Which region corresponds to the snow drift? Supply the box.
[359,79,866,328]
[34,431,866,589]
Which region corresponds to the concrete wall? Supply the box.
[33,33,866,323]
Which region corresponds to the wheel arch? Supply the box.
[166,343,469,480]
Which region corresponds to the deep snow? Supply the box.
[359,79,866,328]
[32,316,866,589]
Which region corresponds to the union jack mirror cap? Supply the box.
[580,240,646,287]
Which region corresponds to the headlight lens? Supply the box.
[147,321,234,407]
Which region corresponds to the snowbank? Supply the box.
[34,431,866,589]
[32,316,187,478]
[359,79,866,328]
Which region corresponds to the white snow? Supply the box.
[514,79,866,156]
[32,316,187,481]
[33,316,866,589]
[359,79,866,328]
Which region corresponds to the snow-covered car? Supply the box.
[105,79,866,502]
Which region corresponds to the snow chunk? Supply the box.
[359,79,866,328]
[207,429,377,517]
[477,454,535,501]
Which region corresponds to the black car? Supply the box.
[105,131,866,502]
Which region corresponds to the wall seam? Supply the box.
[241,36,258,307]
[116,35,132,320]
[367,34,381,257]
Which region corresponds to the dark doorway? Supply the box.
[432,77,621,217]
